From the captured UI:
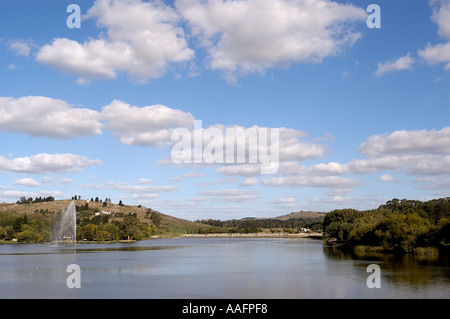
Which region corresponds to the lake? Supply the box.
[0,237,448,299]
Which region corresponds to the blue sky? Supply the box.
[1,0,450,220]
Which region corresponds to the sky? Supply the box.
[0,0,449,221]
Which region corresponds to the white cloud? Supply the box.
[418,42,450,70]
[418,1,450,70]
[375,53,415,77]
[101,99,194,146]
[176,0,366,82]
[36,38,119,81]
[183,172,205,178]
[431,0,450,41]
[415,176,450,190]
[0,153,101,174]
[13,178,41,187]
[0,96,102,139]
[216,164,263,177]
[83,180,178,200]
[357,127,450,157]
[406,155,450,176]
[271,196,298,204]
[280,161,349,176]
[349,156,417,174]
[0,190,38,200]
[308,195,383,210]
[240,177,258,187]
[379,174,394,182]
[60,177,74,185]
[137,178,154,185]
[0,189,71,202]
[8,39,32,57]
[261,175,362,189]
[326,188,353,196]
[349,154,450,176]
[173,125,326,175]
[36,0,194,83]
[200,188,258,203]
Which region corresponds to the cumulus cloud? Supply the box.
[215,164,262,177]
[375,53,415,77]
[431,0,450,41]
[36,0,194,83]
[418,42,450,70]
[357,127,450,157]
[0,153,101,174]
[101,99,194,146]
[279,161,349,176]
[172,124,325,171]
[240,177,258,187]
[271,196,298,204]
[0,96,102,139]
[261,175,362,189]
[418,1,450,70]
[176,0,366,82]
[13,177,41,187]
[349,127,450,177]
[200,188,258,203]
[83,180,178,200]
[379,174,394,182]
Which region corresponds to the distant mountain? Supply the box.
[272,211,325,221]
[225,211,325,222]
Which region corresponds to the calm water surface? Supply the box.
[0,238,448,299]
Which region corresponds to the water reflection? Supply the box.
[0,238,449,299]
[323,244,450,291]
[66,246,185,253]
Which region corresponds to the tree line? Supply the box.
[16,196,55,204]
[322,198,450,252]
[195,217,323,234]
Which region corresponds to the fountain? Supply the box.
[54,200,76,246]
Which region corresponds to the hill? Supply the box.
[0,199,212,242]
[272,210,325,221]
[195,209,324,234]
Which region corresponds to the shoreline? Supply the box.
[0,232,323,244]
[182,232,323,239]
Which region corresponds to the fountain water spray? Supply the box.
[55,200,76,248]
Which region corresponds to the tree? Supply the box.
[13,214,28,233]
[80,224,98,241]
[0,227,7,240]
[375,213,430,252]
[16,225,44,243]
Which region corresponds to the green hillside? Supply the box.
[0,199,212,242]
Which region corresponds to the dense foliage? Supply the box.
[322,198,450,252]
[195,217,323,234]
